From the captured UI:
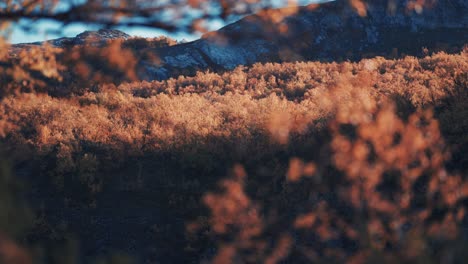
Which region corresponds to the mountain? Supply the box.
[138,0,468,80]
[17,29,131,47]
[11,0,468,81]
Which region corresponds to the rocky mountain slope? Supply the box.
[12,0,468,81]
[139,0,467,80]
[17,29,131,47]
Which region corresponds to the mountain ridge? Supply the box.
[139,0,468,80]
[11,0,468,81]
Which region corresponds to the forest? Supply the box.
[0,0,468,263]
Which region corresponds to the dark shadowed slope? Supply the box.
[139,0,468,80]
[11,0,468,81]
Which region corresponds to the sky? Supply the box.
[5,0,332,44]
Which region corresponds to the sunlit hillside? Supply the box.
[1,0,468,262]
[0,48,467,263]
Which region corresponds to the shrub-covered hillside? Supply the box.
[2,50,467,171]
[0,49,467,263]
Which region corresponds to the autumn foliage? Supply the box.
[1,0,467,262]
[0,41,467,263]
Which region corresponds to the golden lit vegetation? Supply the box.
[0,48,467,263]
[2,1,466,263]
[1,50,466,161]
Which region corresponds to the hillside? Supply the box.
[1,0,468,263]
[135,0,468,79]
[1,49,467,263]
[8,0,468,83]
